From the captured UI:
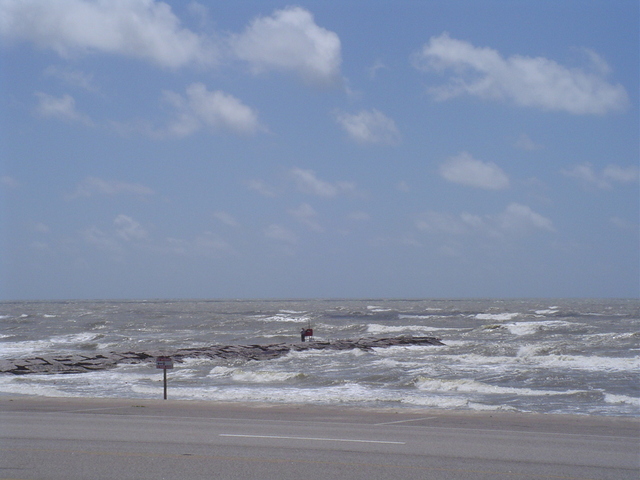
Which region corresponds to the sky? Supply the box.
[1,0,638,300]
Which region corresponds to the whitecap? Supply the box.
[475,313,519,321]
[367,306,392,312]
[414,377,583,397]
[604,393,640,406]
[208,365,303,383]
[256,314,311,323]
[367,323,447,335]
[504,320,574,336]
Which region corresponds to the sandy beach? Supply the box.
[1,396,638,480]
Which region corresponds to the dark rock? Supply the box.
[0,336,444,375]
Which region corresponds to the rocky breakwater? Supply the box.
[0,336,444,375]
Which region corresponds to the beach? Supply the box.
[1,396,638,480]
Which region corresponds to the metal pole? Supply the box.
[163,368,167,400]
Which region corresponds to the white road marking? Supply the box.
[375,416,438,425]
[220,434,405,445]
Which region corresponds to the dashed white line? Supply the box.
[375,416,438,425]
[220,434,405,445]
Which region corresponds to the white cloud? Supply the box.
[368,59,386,79]
[164,232,232,258]
[562,163,639,189]
[290,168,356,197]
[347,211,370,222]
[0,0,216,68]
[515,133,542,151]
[114,214,147,241]
[415,211,467,235]
[1,175,20,189]
[413,33,629,114]
[496,203,554,234]
[163,83,263,136]
[231,6,341,85]
[82,225,122,254]
[213,211,239,228]
[602,165,639,184]
[416,203,553,238]
[264,224,298,244]
[610,216,637,231]
[69,176,154,199]
[34,92,93,125]
[335,109,401,145]
[440,152,510,190]
[246,179,277,198]
[396,181,411,192]
[32,222,50,234]
[289,203,323,232]
[44,65,99,92]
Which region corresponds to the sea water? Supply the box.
[0,299,638,416]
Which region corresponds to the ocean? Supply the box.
[1,298,638,416]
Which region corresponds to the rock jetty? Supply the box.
[0,336,444,375]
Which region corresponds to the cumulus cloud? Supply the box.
[44,65,99,92]
[164,232,232,258]
[1,175,20,189]
[34,92,93,125]
[0,0,217,68]
[114,214,148,241]
[496,203,554,234]
[515,133,542,151]
[264,224,298,244]
[231,6,342,85]
[440,152,510,190]
[212,211,239,228]
[335,109,401,145]
[562,163,639,189]
[289,203,323,232]
[162,83,263,137]
[82,215,149,257]
[246,179,277,198]
[290,168,356,197]
[69,176,154,199]
[416,203,553,238]
[82,225,122,254]
[413,33,629,114]
[610,216,637,231]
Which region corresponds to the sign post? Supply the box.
[156,356,174,399]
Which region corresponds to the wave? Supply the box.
[475,313,519,321]
[439,351,639,373]
[604,393,640,406]
[413,377,584,397]
[208,366,305,384]
[253,314,311,323]
[534,307,559,315]
[503,320,578,336]
[0,332,104,358]
[366,324,466,336]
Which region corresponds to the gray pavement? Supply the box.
[1,397,638,480]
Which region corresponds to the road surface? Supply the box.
[1,397,638,480]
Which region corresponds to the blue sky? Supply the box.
[1,0,638,300]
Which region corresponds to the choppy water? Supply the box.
[0,299,638,416]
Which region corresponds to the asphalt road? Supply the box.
[1,397,638,480]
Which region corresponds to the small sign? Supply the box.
[156,356,173,369]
